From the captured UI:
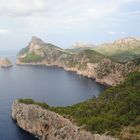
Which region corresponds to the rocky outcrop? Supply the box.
[12,101,117,140]
[95,37,140,62]
[94,58,140,85]
[0,57,12,67]
[16,37,140,86]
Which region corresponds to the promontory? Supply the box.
[16,36,140,86]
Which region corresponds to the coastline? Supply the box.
[16,61,112,86]
[12,100,118,140]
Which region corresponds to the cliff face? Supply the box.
[12,101,117,140]
[16,37,140,86]
[0,57,12,67]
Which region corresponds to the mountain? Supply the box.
[72,42,96,49]
[95,37,140,62]
[17,37,140,86]
[17,36,104,64]
[12,71,140,140]
[17,36,64,63]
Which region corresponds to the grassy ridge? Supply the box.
[18,72,140,139]
[18,98,49,109]
[21,53,44,63]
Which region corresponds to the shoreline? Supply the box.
[16,61,112,86]
[12,100,118,140]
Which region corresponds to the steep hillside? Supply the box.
[17,72,140,140]
[12,100,116,140]
[17,36,65,63]
[17,37,140,86]
[17,36,105,66]
[95,37,140,62]
[51,72,140,139]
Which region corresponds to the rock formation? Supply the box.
[0,57,12,67]
[12,100,117,140]
[95,37,140,62]
[16,37,140,86]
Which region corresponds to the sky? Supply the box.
[0,0,140,51]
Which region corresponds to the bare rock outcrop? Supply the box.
[0,57,12,67]
[16,37,140,86]
[12,101,117,140]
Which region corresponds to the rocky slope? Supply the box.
[95,37,140,62]
[16,37,140,86]
[12,100,117,140]
[0,57,12,67]
[12,72,140,140]
[49,72,140,140]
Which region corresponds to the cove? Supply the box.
[0,55,107,140]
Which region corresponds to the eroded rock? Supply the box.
[12,101,118,140]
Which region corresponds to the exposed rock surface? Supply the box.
[16,37,140,86]
[0,57,12,67]
[72,42,96,49]
[12,101,117,140]
[95,37,140,62]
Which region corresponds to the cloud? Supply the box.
[0,0,139,48]
[0,28,10,34]
[16,0,129,31]
[108,31,115,35]
[121,32,127,35]
[0,0,138,33]
[0,0,47,16]
[121,10,140,17]
[108,31,128,35]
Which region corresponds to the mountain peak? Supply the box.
[113,37,138,44]
[27,36,45,52]
[31,36,44,44]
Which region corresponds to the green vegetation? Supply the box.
[83,49,106,63]
[95,43,140,63]
[61,49,106,70]
[18,98,49,109]
[18,47,29,55]
[18,72,140,139]
[110,52,140,63]
[21,53,43,63]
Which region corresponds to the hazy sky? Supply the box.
[0,0,140,50]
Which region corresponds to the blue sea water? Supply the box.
[0,53,107,140]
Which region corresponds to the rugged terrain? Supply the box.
[0,57,12,67]
[95,37,140,62]
[12,72,140,140]
[16,37,140,86]
[12,100,117,140]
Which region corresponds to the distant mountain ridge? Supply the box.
[94,37,140,62]
[17,36,140,86]
[72,42,96,49]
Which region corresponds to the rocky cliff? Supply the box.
[12,100,117,140]
[0,57,12,67]
[16,37,140,86]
